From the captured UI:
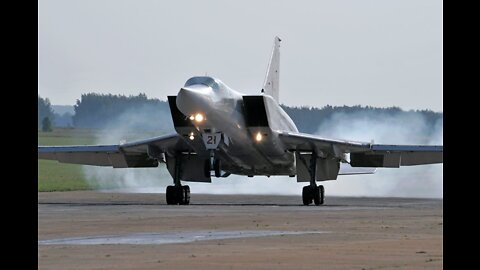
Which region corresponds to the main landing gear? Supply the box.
[301,152,325,206]
[165,150,222,205]
[166,156,190,205]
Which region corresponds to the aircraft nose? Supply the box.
[176,84,212,118]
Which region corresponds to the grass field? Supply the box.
[38,128,165,192]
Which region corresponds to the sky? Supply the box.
[38,0,442,112]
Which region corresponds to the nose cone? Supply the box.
[176,84,212,117]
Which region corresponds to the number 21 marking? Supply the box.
[207,136,216,144]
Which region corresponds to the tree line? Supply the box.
[38,93,442,134]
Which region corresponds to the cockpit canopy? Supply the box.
[184,76,230,92]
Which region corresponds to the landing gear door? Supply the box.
[202,133,222,150]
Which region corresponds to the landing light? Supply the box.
[195,113,204,122]
[189,115,195,121]
[255,132,263,142]
[189,133,195,140]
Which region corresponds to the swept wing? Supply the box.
[279,131,442,168]
[38,133,191,168]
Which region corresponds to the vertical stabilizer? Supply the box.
[262,36,281,103]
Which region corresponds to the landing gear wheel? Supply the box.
[166,185,191,205]
[313,187,320,206]
[312,185,325,205]
[302,186,313,205]
[214,159,221,178]
[180,185,190,205]
[174,186,183,204]
[166,185,175,205]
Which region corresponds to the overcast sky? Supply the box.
[38,0,442,111]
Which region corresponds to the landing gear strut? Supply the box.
[204,149,222,178]
[301,152,325,206]
[166,156,190,205]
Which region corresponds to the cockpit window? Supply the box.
[184,76,227,91]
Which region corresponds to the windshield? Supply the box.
[184,76,229,92]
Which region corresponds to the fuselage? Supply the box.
[175,76,298,176]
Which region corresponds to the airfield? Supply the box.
[38,192,443,270]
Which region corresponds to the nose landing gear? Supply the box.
[204,150,222,178]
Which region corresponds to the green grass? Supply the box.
[38,160,94,191]
[38,128,96,145]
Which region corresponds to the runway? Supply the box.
[38,191,443,269]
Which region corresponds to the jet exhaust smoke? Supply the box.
[314,111,443,198]
[82,107,442,198]
[82,105,174,191]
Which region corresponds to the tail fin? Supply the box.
[262,36,281,103]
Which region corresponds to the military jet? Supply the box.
[38,37,443,206]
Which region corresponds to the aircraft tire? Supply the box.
[313,187,321,206]
[302,186,313,205]
[180,185,190,205]
[174,186,184,205]
[166,186,176,205]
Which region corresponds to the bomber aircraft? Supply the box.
[38,37,443,206]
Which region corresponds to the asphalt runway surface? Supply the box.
[38,192,443,269]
